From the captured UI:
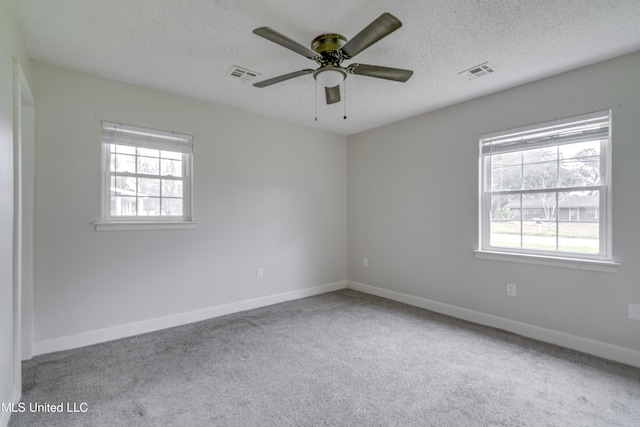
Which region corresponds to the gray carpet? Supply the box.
[8,290,640,426]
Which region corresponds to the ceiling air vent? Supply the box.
[226,66,260,84]
[459,62,495,80]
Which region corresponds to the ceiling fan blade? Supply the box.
[348,63,413,82]
[253,27,318,59]
[340,13,402,59]
[325,85,341,105]
[253,69,314,88]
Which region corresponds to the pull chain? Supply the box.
[343,80,347,120]
[314,79,318,122]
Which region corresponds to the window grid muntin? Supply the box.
[105,142,190,220]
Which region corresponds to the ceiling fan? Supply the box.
[252,12,413,105]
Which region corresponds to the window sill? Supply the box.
[474,250,619,273]
[94,221,198,231]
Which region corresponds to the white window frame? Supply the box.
[95,121,197,231]
[475,110,618,272]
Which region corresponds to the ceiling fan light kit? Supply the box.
[252,12,413,106]
[314,67,346,88]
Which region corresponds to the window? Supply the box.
[99,121,194,226]
[479,111,611,261]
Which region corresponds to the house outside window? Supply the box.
[479,110,611,260]
[569,207,579,221]
[100,121,194,223]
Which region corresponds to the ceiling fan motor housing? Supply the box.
[312,33,347,53]
[311,33,347,67]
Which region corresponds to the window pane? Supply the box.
[560,159,600,187]
[112,176,136,194]
[521,193,556,250]
[523,220,557,251]
[138,178,160,196]
[558,190,599,253]
[490,152,521,191]
[490,194,520,248]
[559,142,601,187]
[110,176,137,217]
[137,156,159,175]
[138,197,160,216]
[111,196,136,216]
[523,161,558,189]
[558,222,599,253]
[490,221,521,248]
[114,154,136,173]
[161,198,183,216]
[492,164,522,191]
[161,158,183,177]
[162,179,183,197]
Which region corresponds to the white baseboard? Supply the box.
[348,281,640,368]
[33,281,348,356]
[29,279,640,368]
[1,384,20,427]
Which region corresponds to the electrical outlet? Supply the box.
[257,267,264,279]
[506,283,517,297]
[363,258,369,268]
[629,303,640,321]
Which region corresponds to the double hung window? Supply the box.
[100,121,193,223]
[479,111,611,261]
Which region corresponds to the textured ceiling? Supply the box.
[12,0,640,135]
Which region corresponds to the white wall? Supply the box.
[348,52,640,360]
[0,0,32,424]
[31,62,347,349]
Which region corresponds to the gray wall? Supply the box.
[31,62,347,345]
[348,52,640,353]
[18,36,640,367]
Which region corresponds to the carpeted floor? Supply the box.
[8,289,640,426]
